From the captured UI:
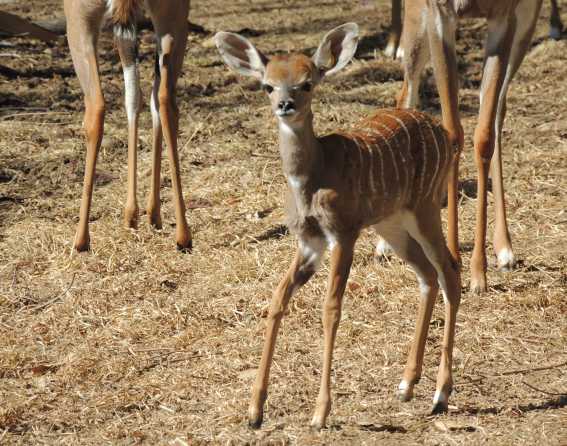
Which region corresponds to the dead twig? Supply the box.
[521,380,567,397]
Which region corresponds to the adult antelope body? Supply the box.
[392,0,544,293]
[64,0,192,252]
[215,24,461,430]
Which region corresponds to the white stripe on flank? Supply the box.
[372,121,402,203]
[382,112,413,200]
[367,133,387,200]
[358,135,381,214]
[362,136,377,195]
[423,119,441,197]
[401,110,426,198]
[368,128,395,201]
[354,137,364,195]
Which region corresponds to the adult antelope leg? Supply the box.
[146,55,163,229]
[64,1,106,252]
[116,34,142,229]
[425,1,463,265]
[396,0,428,110]
[249,236,325,429]
[148,0,192,250]
[550,0,563,39]
[385,0,403,58]
[491,0,542,273]
[311,237,355,430]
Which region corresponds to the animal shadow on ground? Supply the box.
[325,422,408,434]
[457,395,567,416]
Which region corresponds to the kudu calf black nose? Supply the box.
[278,100,295,112]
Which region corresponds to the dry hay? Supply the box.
[1,0,566,444]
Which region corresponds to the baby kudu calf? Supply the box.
[215,24,461,430]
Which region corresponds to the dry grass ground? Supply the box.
[1,0,566,444]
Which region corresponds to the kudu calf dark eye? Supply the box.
[302,82,312,92]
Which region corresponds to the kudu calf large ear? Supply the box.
[214,32,268,80]
[312,23,359,77]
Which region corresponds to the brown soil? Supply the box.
[1,1,566,444]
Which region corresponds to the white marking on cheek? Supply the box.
[123,64,140,124]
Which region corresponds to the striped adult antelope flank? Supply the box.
[215,23,461,430]
[64,0,192,252]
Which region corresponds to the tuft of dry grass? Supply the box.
[1,0,566,444]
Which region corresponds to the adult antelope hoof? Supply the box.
[384,41,398,59]
[74,232,90,252]
[496,248,516,272]
[470,274,487,295]
[176,224,193,253]
[397,381,414,402]
[310,416,326,432]
[470,254,487,294]
[248,411,263,430]
[431,387,451,414]
[176,239,193,253]
[310,401,331,431]
[248,389,266,429]
[550,25,562,40]
[147,211,162,230]
[431,400,449,415]
[124,212,139,230]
